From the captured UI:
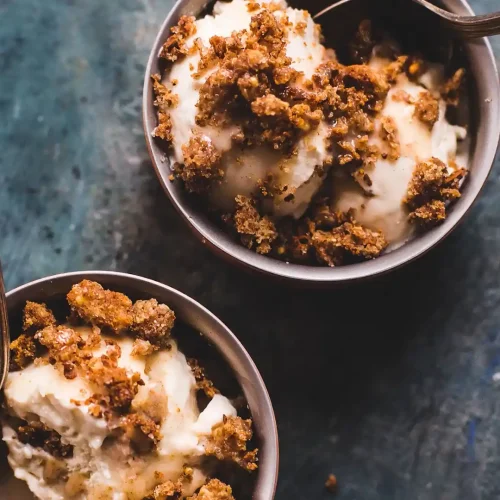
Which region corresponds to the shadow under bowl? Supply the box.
[143,0,500,285]
[0,271,279,499]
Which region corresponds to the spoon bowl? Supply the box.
[315,0,500,40]
[315,0,456,64]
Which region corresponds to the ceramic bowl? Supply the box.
[143,0,500,284]
[0,271,278,499]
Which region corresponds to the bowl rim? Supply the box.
[4,271,279,499]
[142,0,500,284]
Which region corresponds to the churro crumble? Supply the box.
[2,281,257,500]
[152,0,467,266]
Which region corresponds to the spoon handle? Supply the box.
[413,0,500,38]
[0,263,10,389]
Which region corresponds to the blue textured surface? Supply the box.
[1,0,500,498]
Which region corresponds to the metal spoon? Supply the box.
[315,0,500,39]
[0,263,10,390]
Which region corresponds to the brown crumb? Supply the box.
[35,324,83,352]
[233,195,277,255]
[405,157,464,207]
[188,479,234,500]
[379,115,400,160]
[275,218,314,263]
[289,103,323,132]
[9,334,37,371]
[28,312,145,418]
[35,325,86,380]
[120,413,162,453]
[295,21,307,36]
[15,420,73,459]
[152,479,183,499]
[442,68,465,107]
[414,91,439,129]
[408,199,446,227]
[188,358,219,398]
[131,299,175,348]
[325,474,338,494]
[179,134,224,193]
[405,157,466,228]
[131,339,157,357]
[85,354,143,413]
[384,56,408,84]
[246,1,260,12]
[204,415,258,471]
[312,221,388,266]
[159,15,197,62]
[312,202,354,230]
[251,94,290,118]
[391,89,413,104]
[22,301,56,332]
[151,74,178,142]
[194,8,320,151]
[342,64,389,106]
[67,280,133,333]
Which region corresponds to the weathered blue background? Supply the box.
[1,1,500,498]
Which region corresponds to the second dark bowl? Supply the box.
[143,0,500,284]
[0,272,279,499]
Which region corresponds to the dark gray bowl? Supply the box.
[143,0,500,284]
[0,272,278,499]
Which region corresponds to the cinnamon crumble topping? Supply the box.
[275,207,386,265]
[232,195,278,254]
[409,199,446,227]
[246,1,260,12]
[188,358,219,398]
[405,157,466,228]
[131,299,175,348]
[204,415,258,471]
[152,74,178,143]
[442,68,465,107]
[194,8,324,151]
[179,134,224,193]
[380,115,400,160]
[295,21,307,35]
[414,91,439,128]
[312,220,387,266]
[325,474,338,494]
[22,301,56,332]
[188,479,234,500]
[120,413,162,453]
[160,15,197,62]
[10,334,37,371]
[35,324,87,380]
[132,339,156,357]
[85,353,143,413]
[67,280,133,333]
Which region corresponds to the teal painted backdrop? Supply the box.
[1,0,500,498]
